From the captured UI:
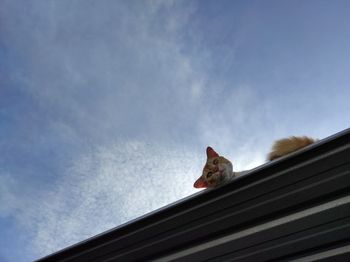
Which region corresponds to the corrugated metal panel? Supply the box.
[37,128,350,262]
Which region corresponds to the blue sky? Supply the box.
[1,0,350,261]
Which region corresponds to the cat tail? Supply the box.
[267,136,317,161]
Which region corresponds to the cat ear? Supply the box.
[206,146,219,158]
[194,176,208,188]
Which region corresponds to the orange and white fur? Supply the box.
[194,136,316,189]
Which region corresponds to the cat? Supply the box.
[194,136,316,189]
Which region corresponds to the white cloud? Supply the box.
[0,0,204,147]
[1,142,201,259]
[0,174,21,217]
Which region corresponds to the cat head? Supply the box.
[194,146,233,189]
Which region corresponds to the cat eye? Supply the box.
[207,172,213,178]
[213,159,219,165]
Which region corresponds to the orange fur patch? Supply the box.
[268,136,315,161]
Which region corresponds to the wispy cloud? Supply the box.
[2,141,201,259]
[1,0,203,146]
[0,1,209,260]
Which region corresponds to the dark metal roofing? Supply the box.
[37,128,350,262]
